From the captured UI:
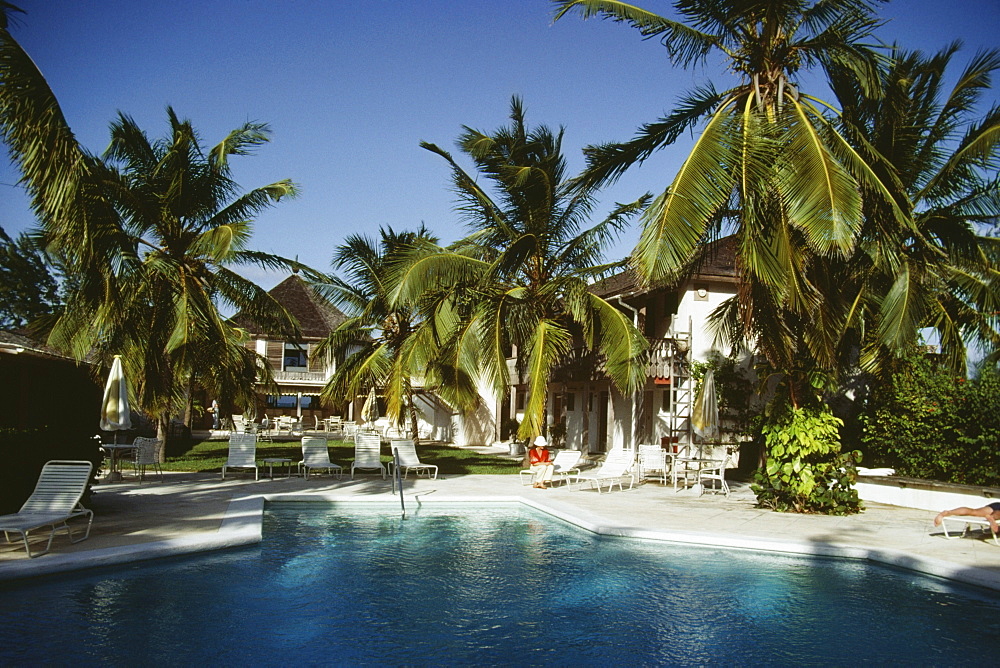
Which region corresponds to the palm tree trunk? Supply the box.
[156,415,170,464]
[408,390,421,446]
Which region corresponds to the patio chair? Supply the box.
[696,455,731,497]
[519,450,582,486]
[0,460,94,558]
[387,439,438,479]
[131,436,163,483]
[222,433,258,480]
[638,444,667,484]
[258,416,273,442]
[574,449,635,493]
[299,436,343,479]
[351,432,386,479]
[231,414,247,433]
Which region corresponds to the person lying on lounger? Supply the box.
[933,502,1000,533]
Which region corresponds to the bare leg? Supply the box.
[934,506,1000,533]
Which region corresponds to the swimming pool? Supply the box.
[0,502,998,666]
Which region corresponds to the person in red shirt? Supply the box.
[528,435,555,489]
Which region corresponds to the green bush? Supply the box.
[0,427,103,514]
[751,404,862,515]
[860,356,1000,486]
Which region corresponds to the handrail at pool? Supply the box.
[391,446,406,518]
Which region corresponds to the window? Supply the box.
[661,389,672,413]
[565,392,576,412]
[284,343,308,371]
[266,395,298,409]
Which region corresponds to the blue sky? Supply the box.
[2,0,998,290]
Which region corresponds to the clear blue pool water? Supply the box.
[1,502,999,666]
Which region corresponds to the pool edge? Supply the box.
[2,491,999,594]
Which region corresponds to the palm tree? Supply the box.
[828,43,1000,375]
[552,0,903,396]
[395,96,650,439]
[47,110,305,454]
[0,11,306,455]
[314,226,446,441]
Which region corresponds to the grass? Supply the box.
[161,438,522,475]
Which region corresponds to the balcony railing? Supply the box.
[272,370,329,384]
[549,336,690,383]
[646,338,690,380]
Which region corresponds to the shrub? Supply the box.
[751,404,862,515]
[860,356,1000,487]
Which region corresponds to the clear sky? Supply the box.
[2,0,998,290]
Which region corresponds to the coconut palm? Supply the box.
[314,226,446,441]
[552,0,905,390]
[394,96,650,439]
[0,11,306,454]
[828,43,1000,375]
[46,110,305,454]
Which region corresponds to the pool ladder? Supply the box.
[391,446,405,517]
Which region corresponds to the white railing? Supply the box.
[272,370,329,383]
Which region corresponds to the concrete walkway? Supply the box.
[2,469,999,592]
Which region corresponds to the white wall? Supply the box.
[674,280,738,362]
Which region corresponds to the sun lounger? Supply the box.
[387,439,438,479]
[351,432,386,479]
[939,516,1000,546]
[574,449,635,493]
[299,436,343,479]
[222,433,258,480]
[0,460,94,558]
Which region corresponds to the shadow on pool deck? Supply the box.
[1,471,999,592]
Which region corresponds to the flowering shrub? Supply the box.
[860,356,1000,487]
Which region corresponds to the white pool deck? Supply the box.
[2,466,999,593]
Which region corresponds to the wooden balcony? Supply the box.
[551,337,690,383]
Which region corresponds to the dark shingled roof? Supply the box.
[591,235,737,298]
[0,330,78,361]
[234,274,347,339]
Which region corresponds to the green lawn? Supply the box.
[162,438,522,475]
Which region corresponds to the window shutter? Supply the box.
[266,340,283,370]
[308,343,324,372]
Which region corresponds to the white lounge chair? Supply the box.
[638,444,667,484]
[696,456,731,496]
[0,460,94,558]
[519,450,582,486]
[131,437,163,482]
[351,432,386,479]
[388,439,438,479]
[939,516,1000,546]
[299,436,343,479]
[222,433,258,480]
[574,449,635,493]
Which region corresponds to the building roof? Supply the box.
[0,329,80,362]
[591,235,737,298]
[233,274,348,339]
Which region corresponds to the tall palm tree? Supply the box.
[552,0,904,397]
[828,43,1000,375]
[47,110,304,454]
[395,96,650,439]
[314,226,447,441]
[0,11,305,453]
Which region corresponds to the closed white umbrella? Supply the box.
[691,368,718,457]
[361,387,379,425]
[100,355,132,439]
[100,355,133,482]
